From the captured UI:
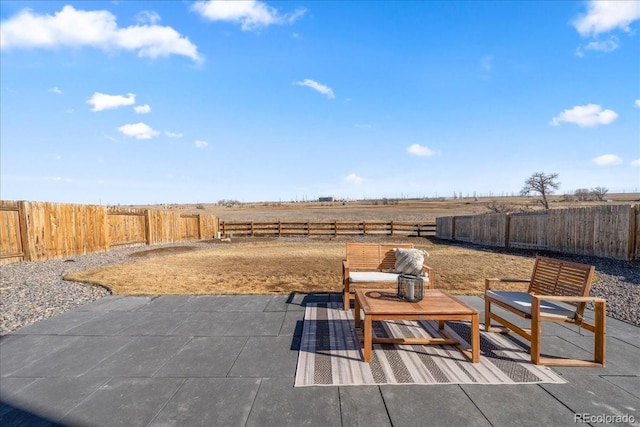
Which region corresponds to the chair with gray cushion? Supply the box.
[484,256,605,367]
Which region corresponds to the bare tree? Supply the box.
[521,172,560,209]
[574,188,591,201]
[591,186,609,201]
[486,201,516,213]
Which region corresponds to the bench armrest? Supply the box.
[342,260,349,282]
[485,278,530,291]
[531,294,606,304]
[422,265,434,286]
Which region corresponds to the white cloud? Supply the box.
[87,92,135,111]
[134,104,151,114]
[295,79,335,99]
[48,86,62,94]
[135,10,161,25]
[0,5,202,62]
[344,173,364,184]
[575,37,619,57]
[592,154,622,166]
[194,140,209,148]
[117,122,160,139]
[631,159,640,167]
[573,1,640,37]
[165,131,183,138]
[635,99,640,108]
[549,104,618,127]
[407,144,435,157]
[192,0,305,31]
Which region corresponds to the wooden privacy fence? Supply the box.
[436,204,639,260]
[0,201,219,264]
[219,221,436,238]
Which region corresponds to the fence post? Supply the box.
[144,209,152,245]
[17,201,32,261]
[417,223,421,238]
[631,205,638,260]
[363,221,367,235]
[333,221,337,237]
[390,221,394,236]
[505,213,511,248]
[306,221,310,236]
[452,217,457,241]
[101,205,110,252]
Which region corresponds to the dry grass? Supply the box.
[65,236,539,296]
[142,193,640,222]
[66,194,631,296]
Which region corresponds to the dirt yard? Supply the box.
[67,236,558,296]
[66,194,634,296]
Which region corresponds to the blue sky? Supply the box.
[1,1,639,205]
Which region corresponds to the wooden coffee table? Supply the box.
[353,288,480,363]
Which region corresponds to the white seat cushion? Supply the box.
[349,271,429,284]
[486,291,576,319]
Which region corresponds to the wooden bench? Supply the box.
[484,256,606,367]
[342,242,433,310]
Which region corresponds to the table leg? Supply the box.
[438,320,445,330]
[471,313,480,363]
[364,315,372,362]
[354,295,361,329]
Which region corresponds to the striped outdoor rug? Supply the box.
[295,302,567,387]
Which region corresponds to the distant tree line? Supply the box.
[486,172,610,213]
[573,186,609,202]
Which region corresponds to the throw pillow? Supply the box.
[393,248,427,276]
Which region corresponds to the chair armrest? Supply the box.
[531,294,606,304]
[485,278,530,291]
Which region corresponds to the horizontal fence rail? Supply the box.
[219,221,436,238]
[436,204,638,261]
[0,200,219,264]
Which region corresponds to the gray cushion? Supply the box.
[393,248,426,275]
[485,291,576,319]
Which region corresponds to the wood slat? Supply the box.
[346,242,414,271]
[218,221,436,237]
[438,205,638,260]
[1,201,219,263]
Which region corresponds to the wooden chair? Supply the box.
[484,256,606,367]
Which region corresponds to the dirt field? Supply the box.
[66,194,635,296]
[136,193,640,222]
[66,236,583,296]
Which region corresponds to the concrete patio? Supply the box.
[1,294,638,426]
